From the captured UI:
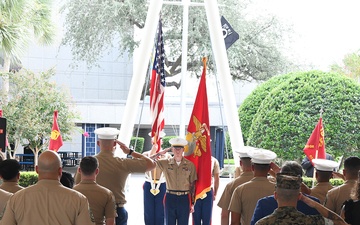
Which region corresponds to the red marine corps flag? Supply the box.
[150,18,165,153]
[185,57,212,202]
[49,110,63,152]
[303,117,326,163]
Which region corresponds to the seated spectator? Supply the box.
[0,159,24,193]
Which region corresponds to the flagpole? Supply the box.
[204,0,245,158]
[179,0,190,137]
[118,0,163,153]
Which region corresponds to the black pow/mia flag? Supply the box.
[221,16,239,50]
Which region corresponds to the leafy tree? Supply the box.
[330,50,360,82]
[0,68,80,167]
[239,71,360,161]
[61,0,295,85]
[0,0,56,103]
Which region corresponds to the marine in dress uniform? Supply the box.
[217,150,254,225]
[1,150,94,225]
[229,149,277,225]
[192,156,220,225]
[310,159,338,204]
[255,173,347,225]
[154,137,197,225]
[75,127,156,225]
[74,156,117,225]
[325,156,360,215]
[0,159,24,193]
[143,131,169,225]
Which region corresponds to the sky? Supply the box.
[255,0,360,70]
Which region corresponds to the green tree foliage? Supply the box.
[0,0,56,102]
[239,71,360,161]
[0,68,80,166]
[61,0,294,82]
[331,50,360,82]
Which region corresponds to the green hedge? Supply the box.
[19,172,38,187]
[130,137,144,153]
[239,71,360,160]
[302,177,344,188]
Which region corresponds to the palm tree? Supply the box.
[0,0,56,104]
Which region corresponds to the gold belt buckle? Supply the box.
[200,193,207,199]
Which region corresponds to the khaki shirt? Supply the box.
[310,182,333,204]
[0,182,24,193]
[74,180,117,225]
[217,171,253,210]
[0,189,12,220]
[229,177,275,225]
[75,150,149,206]
[325,179,356,215]
[156,157,197,191]
[1,180,94,225]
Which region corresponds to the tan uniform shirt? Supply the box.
[310,182,333,204]
[0,189,12,220]
[217,171,253,210]
[74,180,117,225]
[325,179,356,215]
[0,180,94,225]
[212,157,220,180]
[75,150,149,206]
[156,157,197,191]
[0,182,24,193]
[229,177,275,225]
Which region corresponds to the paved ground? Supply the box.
[63,166,233,224]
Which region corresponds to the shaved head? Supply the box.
[37,150,62,180]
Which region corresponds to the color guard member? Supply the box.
[152,137,197,225]
[192,156,220,225]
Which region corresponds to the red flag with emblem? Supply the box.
[185,57,212,202]
[49,110,63,152]
[303,117,326,163]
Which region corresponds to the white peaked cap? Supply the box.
[248,149,277,164]
[235,146,258,158]
[94,127,120,139]
[169,137,188,147]
[312,159,339,172]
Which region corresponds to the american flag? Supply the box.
[150,19,165,152]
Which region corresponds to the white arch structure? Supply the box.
[118,0,244,159]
